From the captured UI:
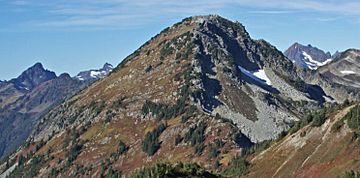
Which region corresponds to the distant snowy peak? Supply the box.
[284,42,332,70]
[75,63,113,82]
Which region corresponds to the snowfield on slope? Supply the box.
[340,70,356,75]
[302,51,332,70]
[238,66,272,85]
[90,71,102,78]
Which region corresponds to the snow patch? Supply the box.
[90,71,101,78]
[18,86,30,91]
[253,70,272,85]
[76,76,84,81]
[340,70,356,75]
[238,66,272,85]
[302,51,333,70]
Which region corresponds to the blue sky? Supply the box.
[0,0,359,80]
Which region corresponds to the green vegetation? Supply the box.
[241,140,271,156]
[222,155,249,177]
[112,97,126,110]
[288,113,313,134]
[330,104,360,133]
[131,162,218,178]
[142,123,167,156]
[112,140,128,159]
[97,161,122,178]
[105,110,116,123]
[117,141,128,156]
[209,139,223,158]
[340,104,360,140]
[344,105,360,130]
[184,122,206,146]
[144,65,152,73]
[184,122,206,155]
[159,31,194,61]
[288,107,331,135]
[102,166,121,178]
[8,155,45,178]
[293,79,307,92]
[160,41,175,57]
[181,105,197,123]
[141,99,186,120]
[174,134,182,146]
[311,109,326,127]
[67,142,83,164]
[344,170,360,178]
[331,119,345,132]
[214,160,221,169]
[194,144,205,156]
[89,100,106,116]
[142,68,194,121]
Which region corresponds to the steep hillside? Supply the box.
[0,15,331,177]
[248,103,360,178]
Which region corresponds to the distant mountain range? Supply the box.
[0,62,112,159]
[284,42,332,70]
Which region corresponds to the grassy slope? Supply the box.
[248,104,360,178]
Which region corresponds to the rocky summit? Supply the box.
[284,42,332,70]
[0,15,359,178]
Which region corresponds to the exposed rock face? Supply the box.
[75,63,113,82]
[302,49,360,102]
[284,43,332,70]
[191,16,328,142]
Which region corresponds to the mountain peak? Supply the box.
[284,42,332,70]
[58,73,71,79]
[32,62,44,69]
[102,62,113,70]
[10,62,57,90]
[190,14,226,21]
